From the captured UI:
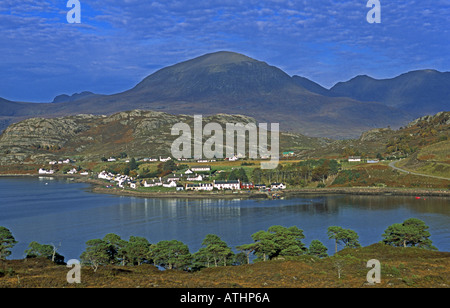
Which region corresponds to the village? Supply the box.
[38,154,289,194]
[35,150,397,197]
[96,156,288,193]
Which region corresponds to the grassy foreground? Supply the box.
[1,244,448,288]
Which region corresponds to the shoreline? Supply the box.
[1,173,449,199]
[283,188,450,198]
[91,186,270,199]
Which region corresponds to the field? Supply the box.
[329,162,449,189]
[397,140,450,179]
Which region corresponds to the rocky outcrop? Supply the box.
[406,111,450,128]
[0,110,316,165]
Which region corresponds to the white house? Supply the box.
[107,157,117,162]
[160,156,172,162]
[227,155,239,162]
[213,180,241,190]
[163,181,177,188]
[38,168,55,175]
[167,174,182,182]
[67,168,78,175]
[186,174,203,181]
[186,183,214,191]
[184,169,194,174]
[348,156,361,162]
[143,179,163,187]
[191,166,211,172]
[80,171,89,176]
[117,178,127,188]
[98,171,114,180]
[271,183,286,190]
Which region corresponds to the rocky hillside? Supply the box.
[300,111,450,160]
[0,110,447,168]
[0,110,328,165]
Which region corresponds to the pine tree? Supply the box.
[382,218,436,250]
[0,227,17,260]
[308,240,328,258]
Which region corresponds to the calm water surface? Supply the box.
[0,176,448,260]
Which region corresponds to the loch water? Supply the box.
[0,176,448,260]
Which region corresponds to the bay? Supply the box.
[0,176,448,261]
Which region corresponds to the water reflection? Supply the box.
[0,177,448,260]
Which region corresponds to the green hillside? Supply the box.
[397,140,450,178]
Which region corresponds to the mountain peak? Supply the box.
[52,91,99,104]
[160,51,259,74]
[189,51,258,66]
[131,50,293,99]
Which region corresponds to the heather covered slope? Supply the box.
[397,140,450,178]
[1,244,448,288]
[300,112,450,164]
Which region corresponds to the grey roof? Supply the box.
[214,180,240,184]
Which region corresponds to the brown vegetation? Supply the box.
[1,244,448,288]
[329,163,449,189]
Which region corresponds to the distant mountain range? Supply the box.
[0,51,448,139]
[52,91,102,104]
[295,69,450,118]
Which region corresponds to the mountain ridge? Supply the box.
[0,51,447,138]
[324,69,450,117]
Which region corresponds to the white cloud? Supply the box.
[0,0,448,101]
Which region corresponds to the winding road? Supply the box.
[388,160,450,181]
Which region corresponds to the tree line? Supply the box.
[213,159,341,187]
[0,218,437,272]
[250,159,341,186]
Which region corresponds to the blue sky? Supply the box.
[0,0,449,102]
